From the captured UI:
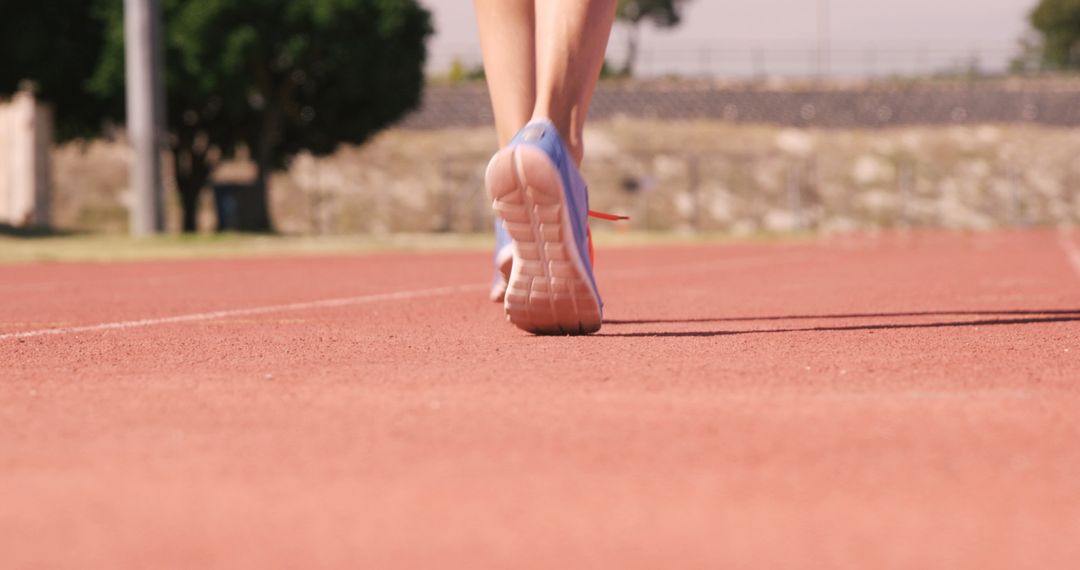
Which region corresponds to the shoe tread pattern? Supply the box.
[485,146,602,335]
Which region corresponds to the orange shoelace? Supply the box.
[585,210,629,268]
[588,210,630,221]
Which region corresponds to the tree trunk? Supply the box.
[172,144,210,233]
[246,155,274,233]
[244,107,278,233]
[179,181,200,232]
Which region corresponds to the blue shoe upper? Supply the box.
[494,218,511,261]
[508,120,600,306]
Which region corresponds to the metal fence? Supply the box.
[245,78,1080,236]
[403,81,1080,130]
[430,42,1023,80]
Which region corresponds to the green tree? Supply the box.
[1030,0,1080,69]
[89,0,432,232]
[616,0,692,77]
[0,1,117,140]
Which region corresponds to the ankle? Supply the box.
[529,114,584,166]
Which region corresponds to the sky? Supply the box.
[419,0,1039,76]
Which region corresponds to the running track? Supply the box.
[2,230,1079,568]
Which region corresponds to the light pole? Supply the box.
[124,0,166,236]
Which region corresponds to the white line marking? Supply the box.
[1058,227,1080,281]
[0,249,804,341]
[0,284,485,341]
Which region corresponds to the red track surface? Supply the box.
[2,230,1079,568]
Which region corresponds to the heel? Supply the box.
[485,146,602,335]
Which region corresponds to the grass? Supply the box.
[0,229,815,265]
[0,232,494,265]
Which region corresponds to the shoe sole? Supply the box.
[485,145,602,335]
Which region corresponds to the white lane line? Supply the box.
[0,283,485,341]
[1059,227,1080,281]
[0,249,804,341]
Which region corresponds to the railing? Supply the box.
[429,42,1024,79]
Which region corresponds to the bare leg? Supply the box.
[476,0,617,323]
[533,0,618,165]
[474,0,536,148]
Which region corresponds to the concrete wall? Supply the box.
[0,89,52,227]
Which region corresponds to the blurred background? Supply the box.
[1,0,1079,242]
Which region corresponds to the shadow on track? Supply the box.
[599,310,1080,338]
[0,224,79,238]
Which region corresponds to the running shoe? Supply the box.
[490,211,625,304]
[485,119,604,335]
